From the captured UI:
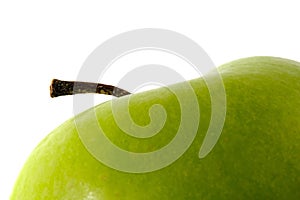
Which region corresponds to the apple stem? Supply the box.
[50,79,131,98]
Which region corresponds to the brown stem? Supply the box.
[50,79,131,98]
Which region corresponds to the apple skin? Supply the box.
[11,57,300,199]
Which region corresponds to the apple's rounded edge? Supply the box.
[218,56,300,71]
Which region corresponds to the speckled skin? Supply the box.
[11,57,300,199]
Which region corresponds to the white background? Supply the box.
[1,0,300,199]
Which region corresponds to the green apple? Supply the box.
[11,57,300,199]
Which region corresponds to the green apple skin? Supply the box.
[11,57,300,199]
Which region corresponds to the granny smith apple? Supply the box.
[11,57,300,199]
